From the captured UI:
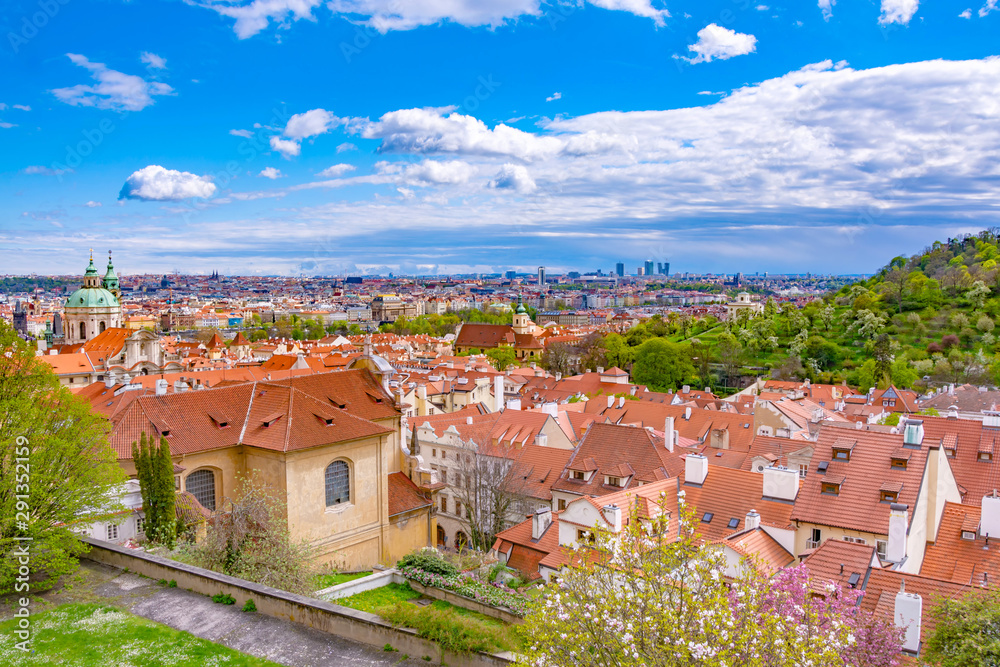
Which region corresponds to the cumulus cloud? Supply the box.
[878,0,919,25]
[959,8,972,17]
[52,54,174,111]
[682,24,757,64]
[84,200,102,207]
[489,163,537,193]
[270,136,301,157]
[546,92,562,102]
[119,165,216,201]
[317,163,356,177]
[818,0,835,20]
[377,159,475,186]
[259,167,283,179]
[140,52,167,69]
[284,108,339,140]
[200,0,323,39]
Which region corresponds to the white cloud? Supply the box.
[201,0,323,39]
[326,0,666,32]
[682,24,757,64]
[337,142,358,153]
[0,122,15,129]
[756,4,769,10]
[52,54,174,111]
[259,167,283,179]
[23,165,68,175]
[119,165,216,200]
[12,104,30,111]
[270,136,301,157]
[488,163,537,193]
[878,0,919,25]
[140,52,167,69]
[980,0,998,16]
[284,108,339,139]
[84,201,102,207]
[546,92,562,102]
[959,8,972,17]
[230,129,254,138]
[818,0,835,20]
[378,159,475,185]
[317,163,356,177]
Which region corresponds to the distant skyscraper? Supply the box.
[538,266,546,286]
[644,260,654,276]
[616,262,624,277]
[664,262,670,276]
[505,270,516,280]
[637,266,645,276]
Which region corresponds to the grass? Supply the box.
[335,582,520,655]
[0,603,282,666]
[313,571,372,591]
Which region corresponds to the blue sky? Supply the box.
[2,0,999,277]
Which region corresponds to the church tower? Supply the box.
[512,297,533,335]
[63,250,123,344]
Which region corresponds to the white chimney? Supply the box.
[664,416,675,452]
[607,395,615,409]
[155,379,168,396]
[602,504,622,532]
[542,402,558,417]
[466,416,473,425]
[894,582,922,654]
[531,507,552,539]
[493,374,504,413]
[762,466,799,501]
[617,396,625,409]
[104,373,116,389]
[887,503,909,563]
[685,454,708,485]
[597,366,604,374]
[902,420,924,447]
[981,491,1000,539]
[684,406,692,421]
[745,509,760,531]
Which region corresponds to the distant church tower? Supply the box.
[512,297,533,335]
[63,251,123,344]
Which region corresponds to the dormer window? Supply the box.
[880,481,902,503]
[980,452,993,461]
[880,490,899,503]
[832,439,855,462]
[821,479,842,495]
[962,530,977,540]
[607,476,621,487]
[890,456,909,470]
[572,470,585,480]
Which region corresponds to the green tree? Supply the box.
[716,332,744,388]
[602,333,633,370]
[0,320,126,592]
[485,346,518,371]
[925,589,1000,667]
[132,433,176,548]
[631,339,695,392]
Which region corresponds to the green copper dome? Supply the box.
[65,286,119,309]
[103,254,119,292]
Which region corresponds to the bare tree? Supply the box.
[450,420,532,551]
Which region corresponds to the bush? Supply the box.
[398,549,459,578]
[211,593,236,605]
[242,599,257,612]
[942,334,960,349]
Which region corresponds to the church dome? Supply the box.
[65,286,120,309]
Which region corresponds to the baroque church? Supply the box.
[64,251,123,344]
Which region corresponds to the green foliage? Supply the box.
[380,601,517,655]
[212,592,236,605]
[131,432,176,548]
[631,338,696,391]
[242,598,257,612]
[925,589,1000,667]
[398,549,459,578]
[485,346,518,371]
[0,320,126,594]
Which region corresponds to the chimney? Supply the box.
[531,507,552,540]
[902,420,924,447]
[555,372,562,382]
[607,395,615,409]
[762,466,798,501]
[597,366,604,374]
[617,396,625,409]
[682,385,690,394]
[887,503,909,563]
[684,406,692,421]
[664,416,675,452]
[981,491,1000,539]
[709,428,730,450]
[155,379,168,396]
[542,402,558,417]
[466,416,473,425]
[602,504,622,532]
[894,581,923,654]
[493,374,504,413]
[745,509,761,531]
[704,387,711,394]
[685,454,708,485]
[104,372,116,389]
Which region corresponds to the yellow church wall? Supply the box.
[385,511,434,564]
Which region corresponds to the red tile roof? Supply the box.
[388,472,432,517]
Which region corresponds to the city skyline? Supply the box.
[3,1,999,275]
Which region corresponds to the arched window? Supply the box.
[186,469,216,511]
[325,460,350,507]
[99,321,106,333]
[79,322,86,340]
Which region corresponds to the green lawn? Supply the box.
[313,571,372,591]
[0,603,281,666]
[335,582,519,654]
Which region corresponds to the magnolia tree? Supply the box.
[517,496,902,667]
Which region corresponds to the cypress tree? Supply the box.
[132,432,152,536]
[156,436,177,548]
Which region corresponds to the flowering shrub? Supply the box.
[399,565,530,616]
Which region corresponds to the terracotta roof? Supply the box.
[82,327,130,362]
[387,472,432,517]
[801,539,878,594]
[859,569,970,648]
[720,528,795,575]
[921,415,1000,506]
[920,502,1000,587]
[681,466,795,542]
[41,352,95,375]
